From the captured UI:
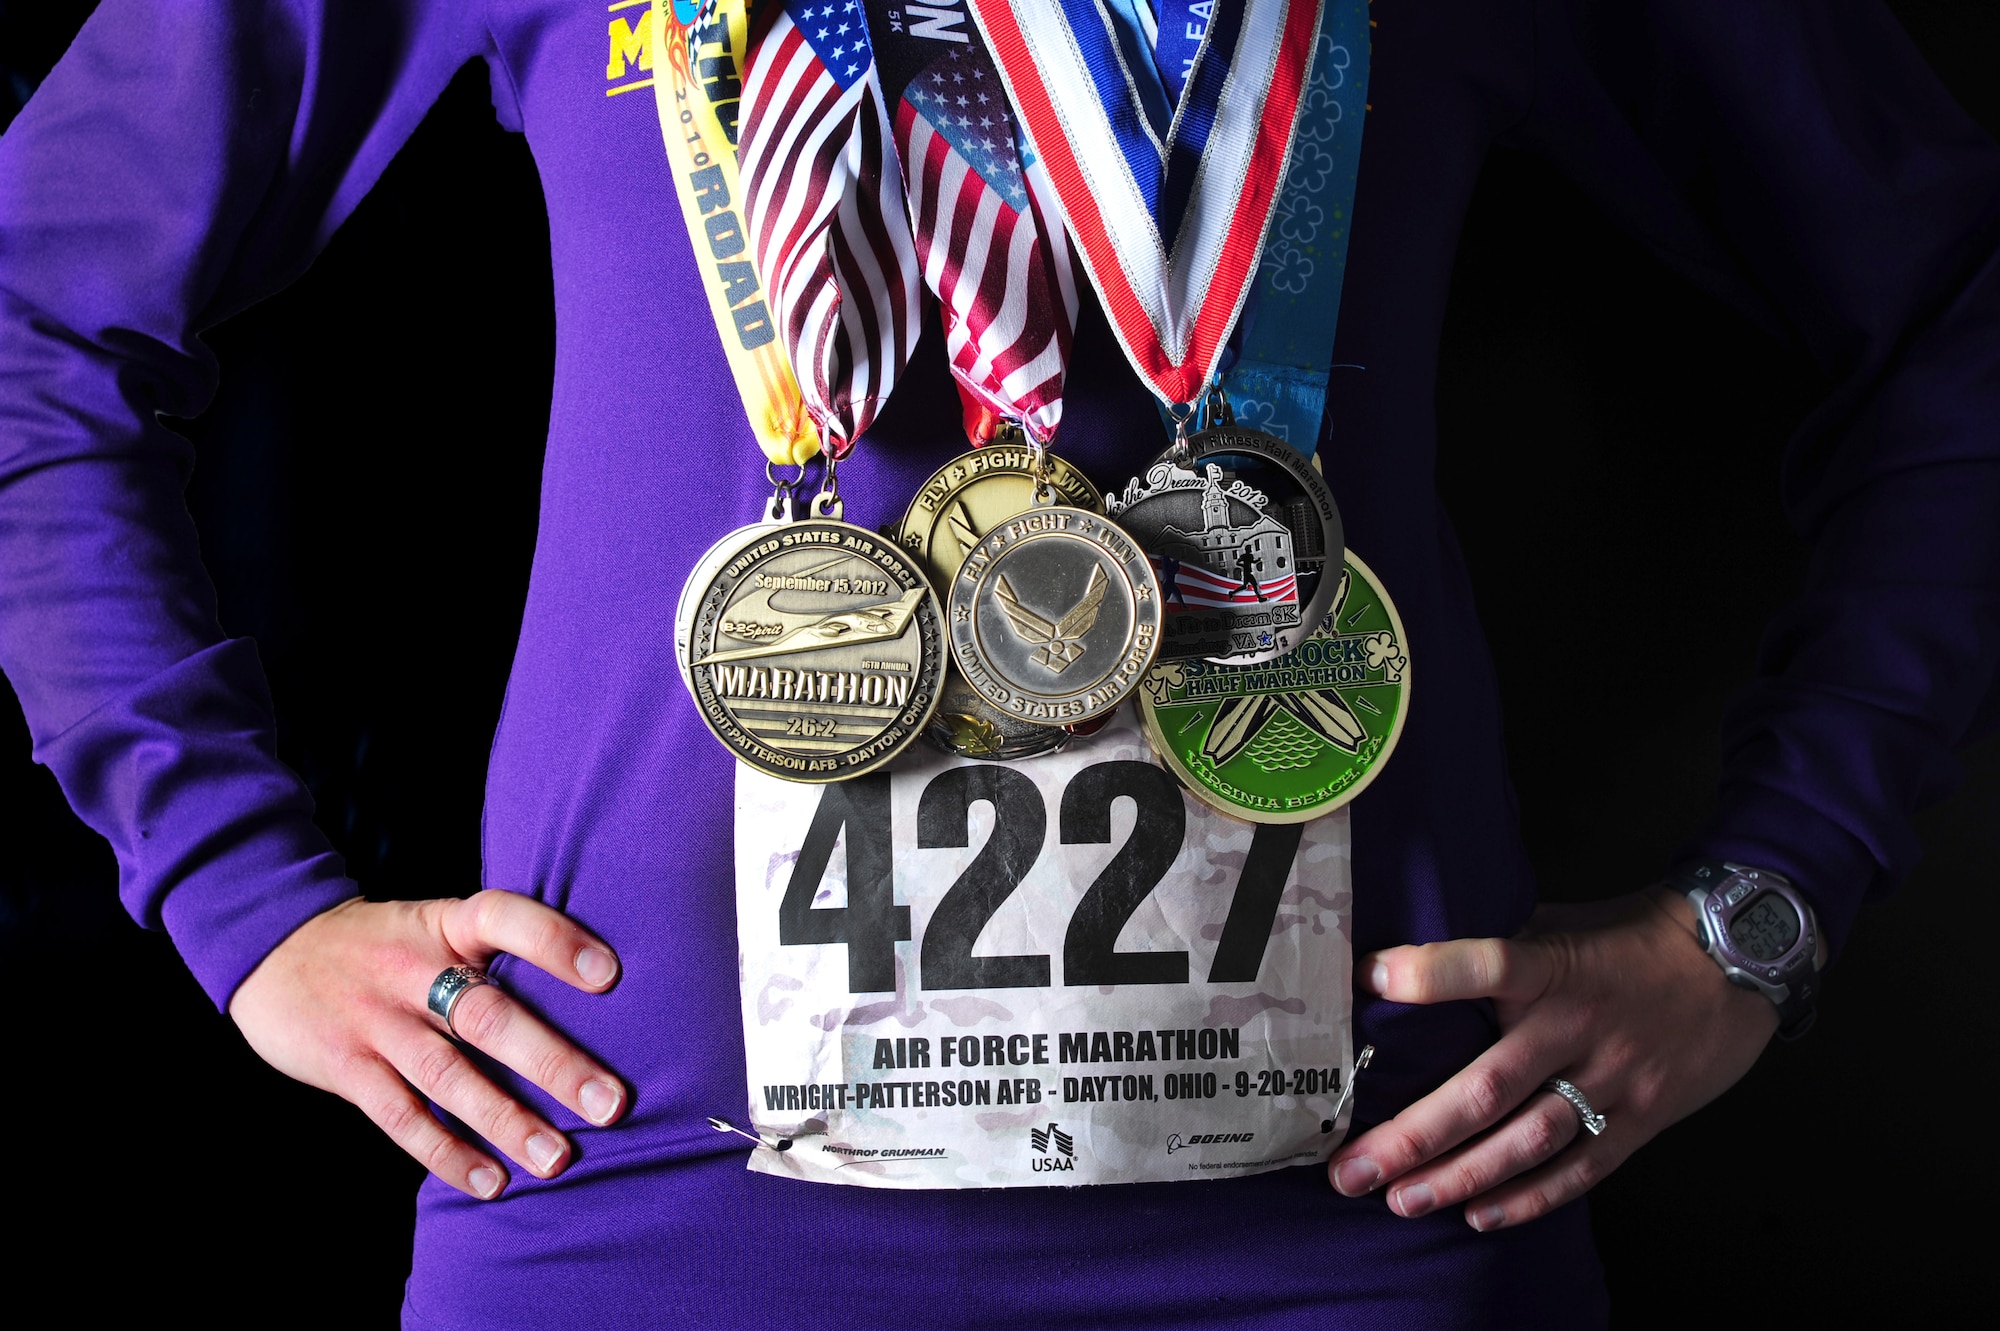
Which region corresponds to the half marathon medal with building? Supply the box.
[1138,551,1408,822]
[686,520,946,781]
[947,504,1163,726]
[896,445,1104,759]
[1108,426,1344,664]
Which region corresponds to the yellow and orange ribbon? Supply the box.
[649,0,820,466]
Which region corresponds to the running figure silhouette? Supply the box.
[1231,545,1268,601]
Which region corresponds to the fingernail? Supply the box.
[1332,1157,1381,1196]
[526,1132,566,1173]
[1366,962,1389,994]
[468,1165,503,1199]
[580,1078,623,1126]
[575,947,617,987]
[1394,1183,1436,1218]
[1469,1204,1506,1232]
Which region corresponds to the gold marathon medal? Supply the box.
[895,439,1104,759]
[685,511,946,782]
[947,498,1163,727]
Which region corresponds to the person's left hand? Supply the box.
[1328,887,1780,1230]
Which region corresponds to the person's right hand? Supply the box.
[229,891,626,1200]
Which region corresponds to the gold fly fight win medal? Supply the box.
[865,16,1156,753]
[659,0,943,781]
[894,440,1108,759]
[945,473,1164,728]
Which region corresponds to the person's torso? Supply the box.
[403,4,1601,1326]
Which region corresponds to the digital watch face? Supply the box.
[1694,865,1818,1034]
[1726,891,1802,963]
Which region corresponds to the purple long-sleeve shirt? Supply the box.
[3,2,1997,1327]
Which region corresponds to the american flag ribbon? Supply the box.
[875,32,1080,446]
[737,0,922,455]
[963,0,1325,408]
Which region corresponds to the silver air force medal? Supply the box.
[1107,427,1343,665]
[947,505,1163,726]
[687,520,946,781]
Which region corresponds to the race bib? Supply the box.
[733,713,1355,1187]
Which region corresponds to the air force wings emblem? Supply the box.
[996,564,1108,672]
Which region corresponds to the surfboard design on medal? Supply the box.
[1137,550,1409,822]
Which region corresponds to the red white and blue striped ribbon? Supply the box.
[964,0,1324,408]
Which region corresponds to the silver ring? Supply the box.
[427,965,494,1035]
[1543,1078,1607,1137]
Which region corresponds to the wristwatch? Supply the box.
[1667,860,1822,1039]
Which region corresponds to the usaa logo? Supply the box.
[1165,1132,1254,1154]
[1029,1123,1076,1172]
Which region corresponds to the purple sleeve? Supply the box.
[1510,0,2000,953]
[0,1,502,1006]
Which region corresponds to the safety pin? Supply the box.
[707,1116,793,1152]
[1326,1044,1375,1128]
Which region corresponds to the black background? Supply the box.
[2,2,1995,1324]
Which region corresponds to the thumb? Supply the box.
[1362,937,1554,1006]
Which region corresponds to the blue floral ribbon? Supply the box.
[1143,0,1369,458]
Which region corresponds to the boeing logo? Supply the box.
[1166,1131,1255,1153]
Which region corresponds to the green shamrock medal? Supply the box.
[1137,550,1409,823]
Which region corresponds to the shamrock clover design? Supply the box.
[1274,194,1326,249]
[1284,142,1335,206]
[1365,631,1407,682]
[1142,662,1187,705]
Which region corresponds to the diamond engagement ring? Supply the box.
[427,965,494,1036]
[1543,1078,1607,1137]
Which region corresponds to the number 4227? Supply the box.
[778,762,1310,994]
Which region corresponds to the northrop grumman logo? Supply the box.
[1030,1123,1076,1172]
[1166,1132,1255,1154]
